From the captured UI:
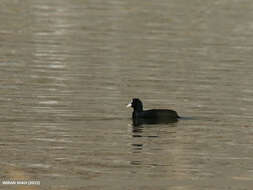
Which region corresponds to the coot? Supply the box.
[127,98,180,123]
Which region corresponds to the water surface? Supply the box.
[1,0,253,189]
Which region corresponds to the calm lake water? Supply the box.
[1,0,253,189]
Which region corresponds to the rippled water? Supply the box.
[1,0,253,189]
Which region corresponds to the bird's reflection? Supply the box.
[130,160,142,166]
[131,118,178,138]
[129,118,178,167]
[132,143,143,151]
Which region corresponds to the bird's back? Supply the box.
[138,109,180,119]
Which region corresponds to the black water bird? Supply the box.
[127,98,180,125]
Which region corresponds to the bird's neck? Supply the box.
[133,107,143,118]
[134,106,143,112]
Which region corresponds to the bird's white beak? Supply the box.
[126,102,132,108]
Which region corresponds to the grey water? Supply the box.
[1,0,253,189]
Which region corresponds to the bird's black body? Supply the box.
[127,98,180,125]
[133,109,179,119]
